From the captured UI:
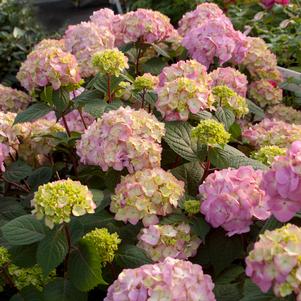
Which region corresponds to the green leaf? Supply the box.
[151,43,171,58]
[27,167,52,191]
[73,90,102,108]
[171,161,204,195]
[164,122,207,162]
[40,86,53,104]
[189,215,210,241]
[208,145,267,170]
[216,265,244,284]
[83,98,123,118]
[141,57,167,75]
[69,240,106,292]
[190,111,213,121]
[215,107,235,130]
[52,88,70,113]
[14,103,52,124]
[246,99,265,121]
[229,123,242,140]
[259,217,283,234]
[160,213,189,225]
[0,197,26,226]
[90,189,105,208]
[1,215,46,246]
[3,160,32,182]
[44,278,87,301]
[118,42,135,53]
[214,283,242,301]
[10,244,38,267]
[36,227,68,275]
[10,286,43,301]
[115,245,153,268]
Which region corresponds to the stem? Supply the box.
[63,223,72,276]
[135,47,142,76]
[77,108,87,130]
[200,159,211,184]
[0,176,30,193]
[107,74,112,103]
[141,90,146,109]
[62,114,71,137]
[0,264,15,288]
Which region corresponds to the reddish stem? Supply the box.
[107,74,112,103]
[62,114,71,137]
[77,108,87,130]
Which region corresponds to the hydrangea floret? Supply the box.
[137,223,201,262]
[242,118,301,149]
[77,107,165,173]
[31,179,96,228]
[104,257,216,301]
[92,48,129,77]
[0,143,10,172]
[252,145,286,166]
[267,104,301,125]
[155,60,214,121]
[212,85,249,118]
[82,228,121,266]
[133,73,158,91]
[64,22,115,78]
[248,79,283,108]
[0,84,31,113]
[191,119,231,146]
[209,67,248,97]
[246,224,301,299]
[183,200,201,215]
[90,8,119,32]
[199,166,270,236]
[17,46,82,92]
[0,111,19,154]
[33,39,66,51]
[261,141,301,222]
[110,168,185,226]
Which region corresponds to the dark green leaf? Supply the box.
[141,57,167,75]
[37,226,68,275]
[69,240,106,292]
[52,88,70,113]
[229,123,242,140]
[216,265,244,284]
[40,86,53,104]
[115,244,153,268]
[151,43,171,58]
[215,107,235,130]
[44,278,87,301]
[90,189,105,209]
[0,197,26,226]
[83,98,123,118]
[3,160,32,182]
[189,215,210,241]
[1,215,46,245]
[27,167,52,191]
[160,213,189,225]
[10,286,43,301]
[73,90,102,108]
[214,283,242,301]
[14,103,52,124]
[10,244,38,267]
[190,111,213,121]
[259,217,283,234]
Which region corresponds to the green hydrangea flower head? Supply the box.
[212,85,249,118]
[92,48,129,77]
[183,200,200,215]
[0,246,10,267]
[252,145,286,166]
[191,119,231,146]
[32,179,96,229]
[133,73,158,91]
[82,228,121,266]
[8,264,55,291]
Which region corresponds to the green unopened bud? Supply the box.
[133,73,158,91]
[183,200,200,215]
[191,119,230,146]
[252,145,286,166]
[82,228,121,266]
[92,48,129,77]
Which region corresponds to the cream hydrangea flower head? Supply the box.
[252,145,286,166]
[133,73,158,91]
[32,179,96,228]
[0,246,10,267]
[92,48,129,77]
[183,200,200,215]
[191,119,231,146]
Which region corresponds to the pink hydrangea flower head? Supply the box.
[267,105,301,125]
[104,257,216,301]
[0,143,10,172]
[112,9,175,46]
[182,18,249,69]
[137,223,201,262]
[0,84,31,113]
[243,37,282,83]
[178,3,228,36]
[261,141,301,222]
[200,166,270,236]
[17,47,82,92]
[76,106,165,173]
[209,67,248,97]
[60,110,94,133]
[90,8,118,31]
[0,111,19,150]
[246,224,301,299]
[155,60,214,121]
[110,168,184,226]
[261,0,289,8]
[64,21,115,78]
[242,119,301,149]
[248,79,283,108]
[33,39,66,51]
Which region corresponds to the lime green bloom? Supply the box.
[8,264,55,291]
[191,119,230,146]
[92,48,129,77]
[0,246,10,267]
[252,145,286,166]
[32,179,96,229]
[212,85,249,118]
[82,228,121,266]
[183,200,200,215]
[133,73,158,91]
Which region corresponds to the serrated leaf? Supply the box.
[37,227,68,275]
[27,167,52,191]
[141,57,167,75]
[216,265,244,284]
[83,98,123,118]
[3,160,32,182]
[171,161,204,195]
[159,213,189,225]
[0,198,26,226]
[52,89,70,113]
[190,111,213,121]
[189,215,210,241]
[10,244,38,267]
[115,245,153,268]
[214,283,242,301]
[14,103,52,124]
[73,90,102,108]
[208,145,267,170]
[215,107,235,130]
[44,278,87,301]
[164,122,207,162]
[69,240,106,292]
[1,215,46,245]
